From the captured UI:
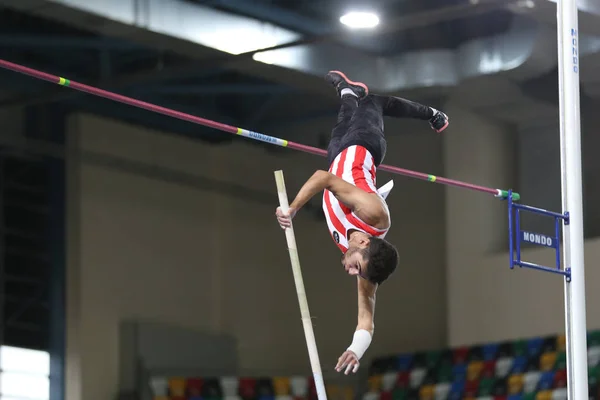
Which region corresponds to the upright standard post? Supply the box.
[557,0,588,398]
[274,170,328,400]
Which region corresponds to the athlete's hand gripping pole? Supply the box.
[274,170,328,400]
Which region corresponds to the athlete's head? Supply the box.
[342,233,398,285]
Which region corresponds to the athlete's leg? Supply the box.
[369,94,449,133]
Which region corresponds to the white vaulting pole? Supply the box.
[274,170,328,400]
[556,1,589,399]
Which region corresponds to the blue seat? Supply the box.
[537,371,555,391]
[448,381,464,400]
[527,337,544,357]
[511,356,527,374]
[508,395,523,400]
[396,354,413,371]
[483,343,499,361]
[452,364,467,382]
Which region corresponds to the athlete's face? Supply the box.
[342,247,368,278]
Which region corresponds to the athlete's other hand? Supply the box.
[275,207,297,229]
[335,350,360,375]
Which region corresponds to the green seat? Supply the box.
[589,366,600,386]
[392,388,406,400]
[425,350,442,369]
[478,377,495,397]
[512,339,527,356]
[437,364,452,383]
[556,351,567,369]
[521,393,536,400]
[589,331,600,347]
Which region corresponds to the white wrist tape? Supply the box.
[347,329,372,360]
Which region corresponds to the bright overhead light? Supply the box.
[340,12,380,29]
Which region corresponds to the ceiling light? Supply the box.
[340,12,380,29]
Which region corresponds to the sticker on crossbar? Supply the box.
[521,231,557,248]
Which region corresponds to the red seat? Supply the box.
[464,379,479,397]
[482,361,496,378]
[453,347,470,364]
[186,378,203,397]
[396,372,410,388]
[494,397,507,400]
[380,391,392,400]
[553,369,567,388]
[239,378,257,399]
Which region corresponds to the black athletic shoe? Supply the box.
[325,70,368,99]
[429,109,449,133]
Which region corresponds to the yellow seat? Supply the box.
[467,361,484,381]
[327,384,341,400]
[540,352,557,372]
[556,335,566,352]
[153,397,169,400]
[508,374,524,395]
[419,385,434,400]
[536,390,553,400]
[168,377,186,397]
[368,375,383,392]
[273,377,291,396]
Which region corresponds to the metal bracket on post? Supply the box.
[507,190,571,281]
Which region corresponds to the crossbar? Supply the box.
[0,58,520,201]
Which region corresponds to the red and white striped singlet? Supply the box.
[322,145,391,253]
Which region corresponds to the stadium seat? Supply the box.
[150,376,168,397]
[542,336,557,353]
[551,388,567,400]
[554,352,566,370]
[588,345,600,367]
[476,396,493,400]
[526,338,543,359]
[492,378,507,396]
[203,378,224,400]
[478,377,495,397]
[434,383,450,400]
[452,364,467,382]
[552,369,567,388]
[537,372,554,391]
[512,340,527,357]
[483,344,499,361]
[409,368,427,388]
[425,350,442,369]
[464,379,480,397]
[341,386,354,400]
[382,372,397,391]
[588,331,600,347]
[467,361,484,381]
[482,361,496,378]
[511,357,527,374]
[507,395,522,400]
[397,354,413,372]
[453,347,470,365]
[225,395,243,400]
[379,391,392,400]
[363,391,379,400]
[392,387,407,400]
[291,376,308,397]
[555,335,566,352]
[396,372,410,388]
[419,385,434,400]
[239,378,257,400]
[496,357,514,378]
[523,371,541,393]
[535,390,552,400]
[498,342,514,358]
[221,377,239,396]
[521,393,535,400]
[589,365,599,387]
[257,378,275,398]
[369,375,383,392]
[507,374,524,395]
[539,352,557,372]
[168,377,186,397]
[273,378,290,396]
[437,364,453,383]
[468,346,484,362]
[153,397,168,400]
[448,381,464,400]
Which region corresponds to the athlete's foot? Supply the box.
[325,70,368,99]
[429,109,449,133]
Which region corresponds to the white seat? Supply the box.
[362,391,379,400]
[225,396,243,400]
[149,376,168,396]
[495,357,513,378]
[552,388,568,400]
[410,368,427,388]
[290,376,308,397]
[588,346,600,367]
[434,383,450,400]
[523,371,542,393]
[276,396,293,400]
[381,372,397,391]
[220,377,239,397]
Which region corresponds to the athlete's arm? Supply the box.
[276,170,385,228]
[335,279,377,375]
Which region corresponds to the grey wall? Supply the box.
[65,113,447,400]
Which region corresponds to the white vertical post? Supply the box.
[556,1,589,399]
[274,170,328,400]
